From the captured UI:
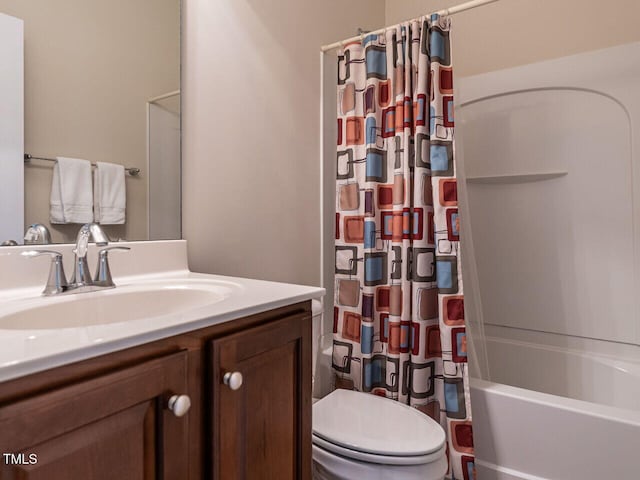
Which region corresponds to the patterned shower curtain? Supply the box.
[333,15,474,480]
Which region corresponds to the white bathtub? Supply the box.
[470,334,640,480]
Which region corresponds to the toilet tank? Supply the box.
[311,298,331,399]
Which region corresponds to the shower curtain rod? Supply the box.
[320,0,499,52]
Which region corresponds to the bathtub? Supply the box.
[470,333,640,480]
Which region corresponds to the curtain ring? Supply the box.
[357,27,370,46]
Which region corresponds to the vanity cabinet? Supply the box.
[0,352,190,480]
[211,313,311,479]
[0,301,312,480]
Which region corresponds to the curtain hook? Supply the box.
[357,27,369,46]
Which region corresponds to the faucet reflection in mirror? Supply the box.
[23,223,51,245]
[22,223,130,296]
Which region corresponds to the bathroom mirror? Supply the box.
[0,0,181,244]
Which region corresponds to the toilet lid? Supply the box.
[312,389,446,457]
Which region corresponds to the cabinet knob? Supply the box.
[167,394,192,417]
[223,371,243,390]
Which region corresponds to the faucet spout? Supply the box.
[74,223,109,257]
[71,223,110,287]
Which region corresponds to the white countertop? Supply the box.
[0,240,324,382]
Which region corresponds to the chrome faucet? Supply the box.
[24,223,52,245]
[71,223,110,288]
[22,223,129,296]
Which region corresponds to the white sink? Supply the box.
[0,240,325,383]
[0,279,238,330]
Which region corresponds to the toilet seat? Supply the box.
[312,433,446,466]
[312,389,446,466]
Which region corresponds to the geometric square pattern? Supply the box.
[461,456,475,480]
[444,377,467,419]
[443,295,465,326]
[366,148,388,182]
[337,278,360,307]
[439,66,454,94]
[377,184,394,209]
[413,248,436,282]
[333,15,472,480]
[339,183,360,210]
[450,421,474,455]
[402,360,436,398]
[364,252,388,286]
[342,312,362,342]
[417,287,439,320]
[337,149,354,180]
[439,178,458,206]
[430,140,453,176]
[446,208,460,241]
[436,256,459,294]
[346,117,364,145]
[425,325,442,358]
[343,216,365,243]
[335,246,357,275]
[451,327,467,363]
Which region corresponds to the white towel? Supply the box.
[50,157,94,224]
[94,162,126,224]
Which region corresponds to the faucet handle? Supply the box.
[21,249,61,258]
[94,246,130,287]
[22,250,69,296]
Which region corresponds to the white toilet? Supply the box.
[312,389,448,480]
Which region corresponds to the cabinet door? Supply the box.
[211,313,312,480]
[0,351,190,480]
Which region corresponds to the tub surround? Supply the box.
[0,239,324,382]
[458,42,640,479]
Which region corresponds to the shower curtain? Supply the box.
[333,15,474,480]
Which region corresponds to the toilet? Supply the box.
[312,389,448,480]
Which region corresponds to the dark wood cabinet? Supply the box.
[0,352,190,480]
[211,313,311,480]
[0,301,312,480]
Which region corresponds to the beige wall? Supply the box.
[182,0,385,285]
[0,0,180,243]
[385,0,640,77]
[184,0,640,286]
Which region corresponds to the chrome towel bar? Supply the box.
[24,154,141,177]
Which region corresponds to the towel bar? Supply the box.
[24,154,141,177]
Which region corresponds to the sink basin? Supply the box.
[0,280,237,330]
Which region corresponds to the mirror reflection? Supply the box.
[0,0,181,245]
